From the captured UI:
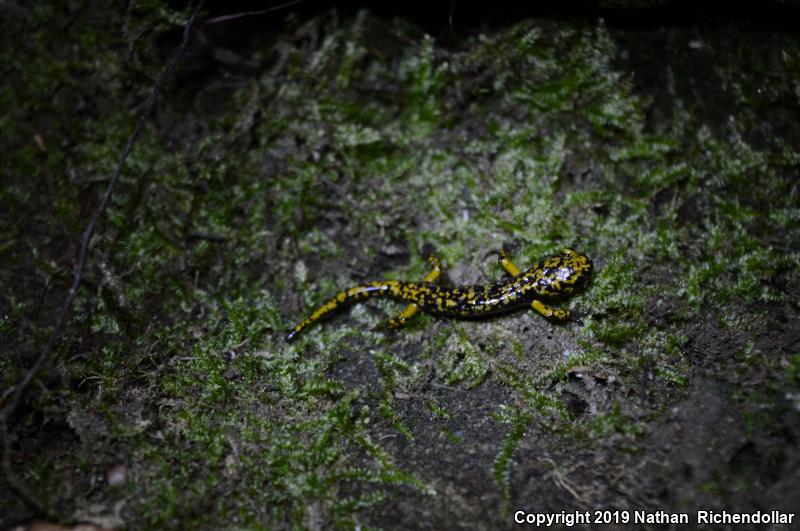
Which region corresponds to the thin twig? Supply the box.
[204,0,303,25]
[0,0,205,518]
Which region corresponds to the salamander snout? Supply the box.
[559,248,593,289]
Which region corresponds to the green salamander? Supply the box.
[286,248,592,342]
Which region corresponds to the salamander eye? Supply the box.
[562,248,575,256]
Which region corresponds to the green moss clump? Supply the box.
[2,3,799,527]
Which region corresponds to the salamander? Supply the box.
[285,248,592,342]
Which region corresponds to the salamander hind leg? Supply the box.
[387,303,420,331]
[531,299,571,322]
[387,254,441,331]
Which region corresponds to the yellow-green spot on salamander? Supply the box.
[285,248,593,342]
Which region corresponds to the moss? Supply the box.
[2,3,800,527]
[430,328,492,388]
[570,402,647,442]
[491,405,533,514]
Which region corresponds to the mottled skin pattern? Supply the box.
[285,248,593,342]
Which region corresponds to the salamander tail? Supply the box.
[285,281,400,342]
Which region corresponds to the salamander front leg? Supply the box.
[531,300,571,322]
[497,248,522,277]
[485,247,522,277]
[387,255,441,330]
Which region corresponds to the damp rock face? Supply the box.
[1,3,799,528]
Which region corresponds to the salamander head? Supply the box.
[554,248,593,291]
